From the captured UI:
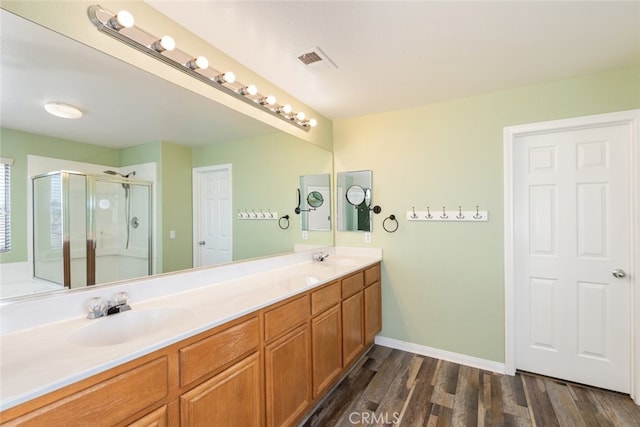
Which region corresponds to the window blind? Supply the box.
[0,158,12,253]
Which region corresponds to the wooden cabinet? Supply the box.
[363,263,382,345]
[127,405,168,427]
[264,325,311,427]
[342,291,364,367]
[180,352,262,427]
[311,295,342,398]
[311,281,340,316]
[3,357,169,427]
[1,262,382,427]
[179,316,259,387]
[364,281,382,345]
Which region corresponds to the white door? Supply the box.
[514,124,631,393]
[193,165,232,267]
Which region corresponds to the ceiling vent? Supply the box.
[296,46,337,69]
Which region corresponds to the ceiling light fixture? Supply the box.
[88,5,316,132]
[151,35,175,52]
[240,85,258,96]
[44,102,83,119]
[260,95,277,106]
[278,104,293,115]
[214,71,236,84]
[107,10,134,31]
[186,56,209,70]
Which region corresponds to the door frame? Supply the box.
[192,164,232,268]
[503,109,640,403]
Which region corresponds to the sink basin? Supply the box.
[317,258,359,267]
[68,307,193,347]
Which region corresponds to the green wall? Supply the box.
[333,66,640,363]
[0,128,119,263]
[193,132,333,260]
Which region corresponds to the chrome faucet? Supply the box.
[87,292,131,319]
[312,252,330,262]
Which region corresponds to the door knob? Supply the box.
[612,269,626,278]
[198,240,205,246]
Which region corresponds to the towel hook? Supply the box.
[440,206,448,220]
[411,206,418,219]
[426,206,433,219]
[456,205,465,219]
[473,205,483,220]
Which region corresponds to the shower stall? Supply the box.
[32,171,152,288]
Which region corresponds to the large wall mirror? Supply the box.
[297,174,331,232]
[336,170,374,232]
[0,9,333,301]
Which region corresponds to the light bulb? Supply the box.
[240,85,258,96]
[279,104,292,115]
[215,71,236,84]
[295,112,306,121]
[260,95,276,106]
[308,118,318,127]
[187,56,209,70]
[151,35,175,52]
[108,10,134,30]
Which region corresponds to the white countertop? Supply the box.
[0,247,381,411]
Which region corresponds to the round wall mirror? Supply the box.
[307,191,324,208]
[346,185,366,206]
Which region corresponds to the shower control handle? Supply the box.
[198,240,206,246]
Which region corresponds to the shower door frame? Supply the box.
[32,171,153,288]
[87,174,153,286]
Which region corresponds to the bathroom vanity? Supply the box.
[0,249,381,426]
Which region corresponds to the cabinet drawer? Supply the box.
[341,271,364,298]
[311,281,341,316]
[264,295,310,342]
[180,316,259,387]
[127,405,168,427]
[7,357,168,426]
[364,263,381,286]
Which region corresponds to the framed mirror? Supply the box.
[337,170,374,232]
[0,9,333,301]
[298,174,331,232]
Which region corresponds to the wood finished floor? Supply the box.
[302,345,640,427]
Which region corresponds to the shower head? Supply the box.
[103,170,136,178]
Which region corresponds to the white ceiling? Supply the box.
[2,2,638,150]
[146,0,640,120]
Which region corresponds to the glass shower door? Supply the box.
[33,172,87,288]
[93,179,151,284]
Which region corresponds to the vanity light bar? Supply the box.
[87,5,316,131]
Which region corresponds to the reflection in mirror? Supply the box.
[298,174,331,231]
[0,10,334,302]
[307,191,324,209]
[32,171,152,290]
[346,185,366,206]
[337,170,373,232]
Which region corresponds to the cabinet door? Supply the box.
[264,325,311,427]
[311,304,342,398]
[364,281,382,344]
[342,292,364,367]
[180,353,262,427]
[127,405,167,427]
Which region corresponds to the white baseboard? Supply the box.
[374,335,507,374]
